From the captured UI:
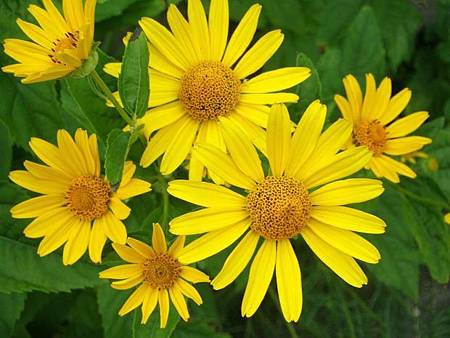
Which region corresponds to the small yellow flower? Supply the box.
[2,0,97,83]
[445,213,450,225]
[104,0,310,180]
[335,74,432,183]
[100,223,210,327]
[9,129,150,265]
[168,102,385,322]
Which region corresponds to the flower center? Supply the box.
[179,61,241,121]
[49,31,79,64]
[142,254,181,289]
[247,176,312,240]
[354,120,387,156]
[65,176,111,221]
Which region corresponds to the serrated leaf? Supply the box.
[0,120,12,180]
[119,32,149,118]
[105,129,131,186]
[0,292,26,338]
[0,236,102,294]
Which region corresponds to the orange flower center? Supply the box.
[65,176,111,221]
[247,176,312,240]
[49,31,80,64]
[142,254,181,289]
[179,61,241,121]
[354,120,388,156]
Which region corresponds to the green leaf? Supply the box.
[0,236,102,293]
[0,292,26,338]
[61,49,122,140]
[295,53,322,115]
[105,129,131,186]
[132,306,180,338]
[0,120,12,180]
[119,32,150,118]
[340,5,386,79]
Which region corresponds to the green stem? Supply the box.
[389,182,448,209]
[157,174,170,227]
[268,287,299,338]
[90,70,133,126]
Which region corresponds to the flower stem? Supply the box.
[90,70,133,126]
[268,287,299,338]
[157,173,170,228]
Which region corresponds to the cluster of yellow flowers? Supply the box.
[3,0,432,328]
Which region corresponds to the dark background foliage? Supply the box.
[0,0,449,337]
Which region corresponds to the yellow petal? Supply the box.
[227,113,267,155]
[158,289,170,328]
[360,73,377,121]
[140,101,185,136]
[149,43,184,79]
[140,121,179,167]
[152,223,167,253]
[286,100,327,178]
[384,136,432,156]
[167,180,246,208]
[56,129,88,175]
[23,207,72,238]
[234,103,269,128]
[368,156,400,183]
[175,279,203,305]
[127,237,154,258]
[374,155,417,180]
[109,197,130,220]
[177,220,250,264]
[111,274,143,290]
[170,208,249,235]
[62,220,90,265]
[342,74,363,123]
[169,284,190,321]
[112,243,146,263]
[241,67,311,93]
[267,104,292,176]
[193,144,256,190]
[101,212,127,244]
[180,266,210,283]
[311,206,386,234]
[222,4,261,67]
[16,18,52,49]
[276,239,302,322]
[308,219,381,263]
[378,88,411,125]
[115,179,151,200]
[37,216,77,257]
[168,235,185,258]
[118,283,148,316]
[209,0,228,61]
[239,93,299,105]
[9,170,67,195]
[11,195,65,219]
[310,178,384,206]
[385,111,429,138]
[303,147,371,188]
[334,94,353,123]
[89,219,107,263]
[233,30,284,79]
[370,77,392,121]
[212,230,259,290]
[188,0,210,59]
[99,264,142,280]
[219,116,265,182]
[241,240,276,317]
[74,129,97,176]
[141,287,158,324]
[302,227,368,287]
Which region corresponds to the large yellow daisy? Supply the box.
[9,129,150,265]
[167,102,386,322]
[104,0,310,180]
[335,74,432,182]
[100,223,210,328]
[2,0,96,83]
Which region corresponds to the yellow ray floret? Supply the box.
[99,223,210,327]
[334,73,432,183]
[167,101,386,322]
[9,129,151,265]
[103,0,310,180]
[2,0,97,83]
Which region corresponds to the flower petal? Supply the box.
[267,104,292,177]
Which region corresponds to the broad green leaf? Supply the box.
[105,129,131,186]
[132,306,180,338]
[61,49,122,140]
[0,292,26,338]
[119,32,150,118]
[0,236,102,293]
[0,120,12,179]
[295,53,322,115]
[340,6,386,79]
[0,181,30,238]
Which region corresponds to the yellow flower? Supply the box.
[335,74,432,183]
[167,102,385,322]
[400,151,428,164]
[445,213,450,225]
[2,0,96,83]
[99,223,210,327]
[104,0,310,180]
[9,129,150,265]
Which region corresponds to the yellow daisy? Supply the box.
[104,0,310,179]
[99,223,210,327]
[9,129,150,265]
[2,0,96,83]
[335,74,432,183]
[167,102,386,322]
[445,213,450,225]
